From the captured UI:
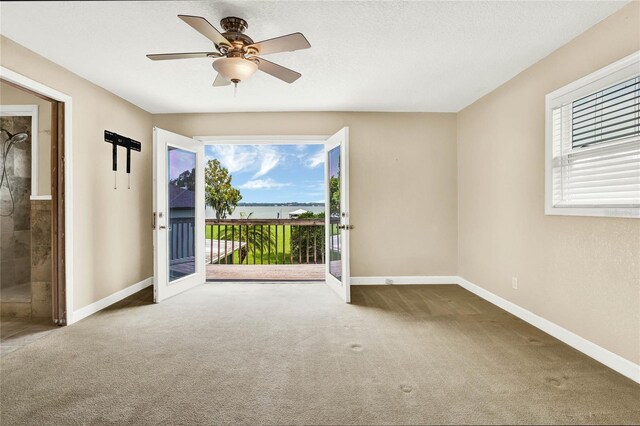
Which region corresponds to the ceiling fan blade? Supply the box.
[213,73,231,87]
[255,57,301,84]
[178,14,231,48]
[146,52,220,61]
[248,33,310,56]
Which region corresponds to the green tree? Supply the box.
[329,175,340,216]
[205,159,242,220]
[171,168,195,191]
[290,211,325,264]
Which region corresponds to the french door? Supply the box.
[325,127,351,302]
[153,128,205,302]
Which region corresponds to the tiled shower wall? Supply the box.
[0,116,32,292]
[30,200,52,317]
[0,116,52,318]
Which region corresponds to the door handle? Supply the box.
[338,225,354,230]
[159,225,167,230]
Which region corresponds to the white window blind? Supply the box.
[546,52,640,217]
[571,77,640,148]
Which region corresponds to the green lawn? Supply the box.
[205,224,293,264]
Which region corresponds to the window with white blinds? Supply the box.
[546,52,640,218]
[571,76,639,148]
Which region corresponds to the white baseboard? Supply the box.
[351,275,459,285]
[71,277,153,324]
[456,276,640,384]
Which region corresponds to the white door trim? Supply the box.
[195,135,329,145]
[0,66,74,325]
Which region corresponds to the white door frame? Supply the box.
[197,135,330,145]
[0,66,74,324]
[324,128,350,302]
[194,135,331,285]
[153,128,206,302]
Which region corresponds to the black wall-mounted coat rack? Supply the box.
[104,130,141,189]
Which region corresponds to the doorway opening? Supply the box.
[0,74,69,353]
[197,142,326,282]
[153,129,350,303]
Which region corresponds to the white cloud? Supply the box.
[208,145,256,174]
[306,148,324,169]
[207,145,283,178]
[239,178,292,190]
[252,146,281,178]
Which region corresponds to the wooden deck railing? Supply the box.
[206,219,326,265]
[169,217,195,261]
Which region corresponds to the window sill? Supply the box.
[545,205,640,218]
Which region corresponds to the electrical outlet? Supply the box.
[385,278,394,285]
[512,277,518,289]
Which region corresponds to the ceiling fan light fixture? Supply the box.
[212,57,258,84]
[148,15,311,88]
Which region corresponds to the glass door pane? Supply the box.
[328,146,341,281]
[168,146,196,282]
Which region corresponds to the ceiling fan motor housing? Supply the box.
[220,17,248,33]
[218,17,255,54]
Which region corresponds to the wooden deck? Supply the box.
[205,239,246,264]
[207,264,325,281]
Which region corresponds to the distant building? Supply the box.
[169,184,195,218]
[288,208,308,219]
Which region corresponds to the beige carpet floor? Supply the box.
[1,284,638,425]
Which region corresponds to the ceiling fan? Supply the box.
[147,15,311,89]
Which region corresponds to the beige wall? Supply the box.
[153,112,458,277]
[457,2,640,364]
[0,36,154,312]
[0,81,51,195]
[0,33,459,310]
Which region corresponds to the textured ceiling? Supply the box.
[0,1,628,113]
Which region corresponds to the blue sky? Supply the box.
[205,144,325,204]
